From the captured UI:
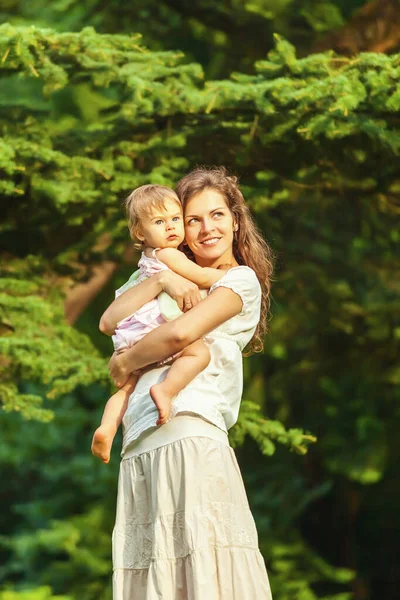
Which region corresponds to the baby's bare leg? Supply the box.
[91,374,138,464]
[150,340,210,426]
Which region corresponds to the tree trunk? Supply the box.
[64,260,117,325]
[313,0,400,55]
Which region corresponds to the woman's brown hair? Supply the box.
[176,166,274,353]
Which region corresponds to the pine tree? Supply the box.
[1,22,399,600]
[0,0,365,76]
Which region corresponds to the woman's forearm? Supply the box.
[109,287,242,387]
[117,286,242,375]
[99,273,163,335]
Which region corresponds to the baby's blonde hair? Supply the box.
[124,184,181,244]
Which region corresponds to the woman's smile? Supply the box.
[200,237,221,246]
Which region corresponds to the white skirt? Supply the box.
[113,416,272,599]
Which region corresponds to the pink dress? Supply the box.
[112,251,169,353]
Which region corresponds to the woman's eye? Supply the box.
[213,212,223,218]
[186,218,198,225]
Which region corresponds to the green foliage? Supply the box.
[0,388,117,600]
[0,256,109,421]
[0,0,365,77]
[3,508,111,600]
[230,398,316,455]
[266,538,354,600]
[0,588,70,600]
[0,18,399,600]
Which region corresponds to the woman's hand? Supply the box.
[159,271,202,312]
[108,351,131,388]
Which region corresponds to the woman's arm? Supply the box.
[99,271,202,335]
[156,248,226,288]
[109,286,242,387]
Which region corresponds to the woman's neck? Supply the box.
[195,252,238,269]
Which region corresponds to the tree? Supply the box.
[314,0,400,54]
[0,20,399,600]
[0,0,367,76]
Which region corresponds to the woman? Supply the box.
[101,167,274,599]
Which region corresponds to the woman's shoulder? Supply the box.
[210,265,260,290]
[209,265,261,312]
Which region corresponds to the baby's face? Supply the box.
[138,199,185,249]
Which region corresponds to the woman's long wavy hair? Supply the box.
[176,166,274,354]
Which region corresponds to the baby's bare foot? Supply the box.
[91,425,115,464]
[150,384,172,426]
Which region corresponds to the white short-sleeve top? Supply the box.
[121,266,262,454]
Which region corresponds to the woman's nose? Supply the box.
[200,218,214,234]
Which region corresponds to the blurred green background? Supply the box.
[1,1,400,599]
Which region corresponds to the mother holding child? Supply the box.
[95,167,274,599]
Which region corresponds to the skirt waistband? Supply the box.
[123,414,229,459]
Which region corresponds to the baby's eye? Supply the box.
[172,216,181,222]
[155,219,163,225]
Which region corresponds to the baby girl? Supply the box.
[91,184,228,463]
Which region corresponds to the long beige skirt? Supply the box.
[113,429,272,599]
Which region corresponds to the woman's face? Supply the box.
[184,189,237,267]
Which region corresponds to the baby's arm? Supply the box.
[156,248,228,288]
[100,270,202,335]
